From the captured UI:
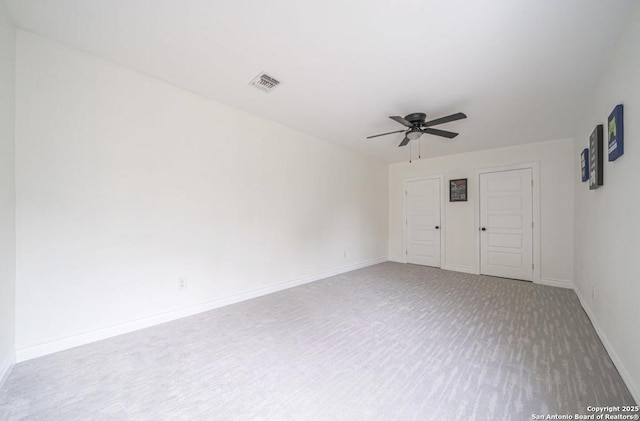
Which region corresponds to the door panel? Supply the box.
[406,179,441,267]
[480,168,533,281]
[487,251,523,267]
[487,195,522,210]
[487,214,523,228]
[487,232,522,248]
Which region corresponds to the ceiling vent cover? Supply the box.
[249,72,281,92]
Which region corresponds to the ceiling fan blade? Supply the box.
[366,129,406,139]
[398,136,411,147]
[421,112,467,128]
[389,116,413,127]
[421,128,459,139]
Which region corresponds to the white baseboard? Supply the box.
[538,277,575,289]
[574,286,639,405]
[0,351,16,390]
[388,256,406,263]
[16,257,388,362]
[442,264,477,275]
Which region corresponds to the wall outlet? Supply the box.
[592,284,596,302]
[178,277,187,290]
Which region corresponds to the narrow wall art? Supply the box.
[589,125,604,190]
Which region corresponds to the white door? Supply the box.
[480,168,533,281]
[406,178,441,267]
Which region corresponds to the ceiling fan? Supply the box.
[367,112,467,146]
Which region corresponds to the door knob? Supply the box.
[435,226,440,229]
[481,227,486,231]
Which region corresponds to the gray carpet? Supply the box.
[0,263,636,420]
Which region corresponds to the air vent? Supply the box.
[249,72,281,93]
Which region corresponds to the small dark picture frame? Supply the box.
[449,178,467,202]
[589,124,604,190]
[581,148,589,182]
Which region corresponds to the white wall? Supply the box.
[0,1,16,384]
[14,32,388,359]
[389,138,574,285]
[572,5,640,403]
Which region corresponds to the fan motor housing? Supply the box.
[405,112,427,124]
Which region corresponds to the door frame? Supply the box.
[402,174,445,267]
[473,162,540,283]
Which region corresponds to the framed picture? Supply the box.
[449,178,467,202]
[608,104,624,161]
[581,148,589,182]
[589,124,603,190]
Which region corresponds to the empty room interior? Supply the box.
[0,0,639,419]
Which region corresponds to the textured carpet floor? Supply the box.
[0,263,636,420]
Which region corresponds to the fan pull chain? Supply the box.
[418,138,421,159]
[409,139,412,163]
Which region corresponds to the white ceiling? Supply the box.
[5,0,636,162]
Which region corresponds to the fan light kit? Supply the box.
[367,111,467,147]
[407,129,422,140]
